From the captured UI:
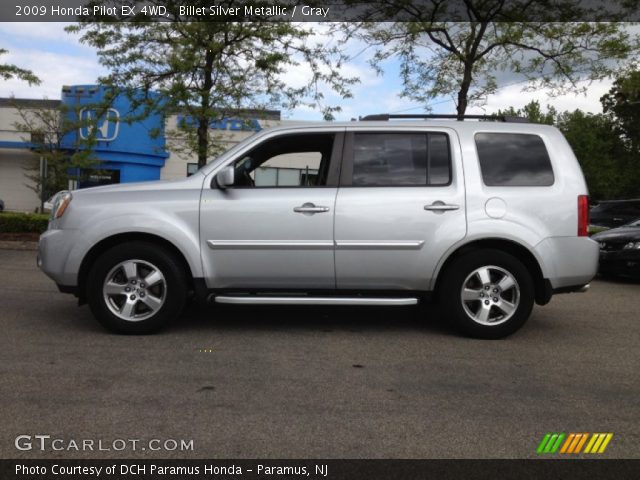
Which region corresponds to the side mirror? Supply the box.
[215,166,235,189]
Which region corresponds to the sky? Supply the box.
[0,22,622,121]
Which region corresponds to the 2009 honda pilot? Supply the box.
[38,115,599,338]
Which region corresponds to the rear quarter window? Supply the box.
[475,132,554,186]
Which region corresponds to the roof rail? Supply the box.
[359,114,529,123]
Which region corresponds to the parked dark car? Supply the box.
[592,219,640,277]
[0,198,4,212]
[590,199,640,229]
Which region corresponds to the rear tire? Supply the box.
[87,242,188,334]
[439,249,534,339]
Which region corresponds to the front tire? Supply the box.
[439,249,534,339]
[87,242,188,334]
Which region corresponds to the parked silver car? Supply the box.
[38,116,598,338]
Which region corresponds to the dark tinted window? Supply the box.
[475,133,554,186]
[352,133,450,186]
[429,134,451,185]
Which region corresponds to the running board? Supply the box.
[213,295,419,306]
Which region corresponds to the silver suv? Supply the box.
[38,115,598,338]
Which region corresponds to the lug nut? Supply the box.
[130,294,136,300]
[125,287,131,292]
[493,297,499,302]
[131,280,137,285]
[140,283,145,288]
[139,292,145,298]
[493,288,498,293]
[484,300,490,305]
[484,285,490,290]
[479,293,484,298]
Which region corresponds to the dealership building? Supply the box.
[0,85,300,212]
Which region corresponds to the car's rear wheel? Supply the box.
[439,249,534,339]
[87,242,187,334]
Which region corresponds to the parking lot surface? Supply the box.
[1,248,638,458]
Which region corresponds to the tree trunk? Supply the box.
[197,48,215,168]
[197,117,208,169]
[457,63,473,120]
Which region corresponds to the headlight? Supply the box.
[51,191,72,219]
[623,241,640,250]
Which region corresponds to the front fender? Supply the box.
[61,213,202,286]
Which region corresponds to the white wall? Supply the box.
[0,148,40,212]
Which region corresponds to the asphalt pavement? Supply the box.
[0,248,638,459]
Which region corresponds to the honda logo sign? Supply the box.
[79,108,120,141]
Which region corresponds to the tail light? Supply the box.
[578,195,589,237]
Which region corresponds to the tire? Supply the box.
[439,249,534,339]
[86,242,188,334]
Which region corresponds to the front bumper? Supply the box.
[38,228,79,288]
[598,250,640,277]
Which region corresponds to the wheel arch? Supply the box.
[77,232,194,303]
[432,238,552,306]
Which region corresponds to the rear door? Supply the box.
[334,127,466,291]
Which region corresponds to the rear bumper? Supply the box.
[534,237,599,289]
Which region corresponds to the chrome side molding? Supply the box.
[213,295,419,306]
[207,240,333,249]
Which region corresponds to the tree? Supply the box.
[0,48,40,85]
[496,100,557,124]
[68,1,357,168]
[556,110,637,200]
[347,0,637,118]
[11,99,99,211]
[601,69,640,154]
[492,100,640,200]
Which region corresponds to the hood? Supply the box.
[592,227,640,242]
[71,172,205,197]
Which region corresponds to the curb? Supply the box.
[0,241,38,251]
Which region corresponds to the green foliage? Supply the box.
[601,69,640,154]
[557,109,638,201]
[494,100,640,201]
[0,48,40,85]
[348,1,638,117]
[67,1,357,167]
[496,100,557,125]
[0,213,49,234]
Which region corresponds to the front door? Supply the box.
[334,128,466,291]
[200,130,344,289]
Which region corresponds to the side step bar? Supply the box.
[213,296,419,306]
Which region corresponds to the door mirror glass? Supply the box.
[215,165,235,189]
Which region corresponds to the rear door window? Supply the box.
[475,133,554,186]
[350,132,451,186]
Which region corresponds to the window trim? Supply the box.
[340,131,453,188]
[218,131,345,190]
[473,131,555,187]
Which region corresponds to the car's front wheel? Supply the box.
[87,242,188,334]
[439,249,534,339]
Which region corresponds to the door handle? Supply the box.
[294,203,330,214]
[424,201,460,212]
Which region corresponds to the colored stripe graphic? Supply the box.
[584,433,613,454]
[560,433,588,454]
[539,433,613,454]
[537,433,565,454]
